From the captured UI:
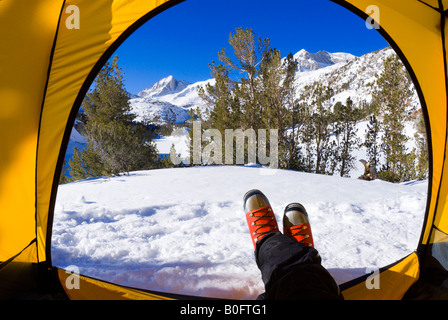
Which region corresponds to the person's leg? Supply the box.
[244,189,342,300]
[255,232,341,300]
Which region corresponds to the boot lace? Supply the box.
[248,206,278,242]
[289,224,312,246]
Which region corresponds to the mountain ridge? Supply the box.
[137,75,190,99]
[128,46,420,125]
[293,49,356,72]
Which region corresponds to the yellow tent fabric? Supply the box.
[340,253,420,300]
[0,0,447,299]
[0,0,184,299]
[56,268,174,300]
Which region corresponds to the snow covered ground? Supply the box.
[52,165,428,299]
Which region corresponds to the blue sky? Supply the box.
[114,0,389,95]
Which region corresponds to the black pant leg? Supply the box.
[255,232,342,300]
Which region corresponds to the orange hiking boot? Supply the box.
[283,203,314,248]
[244,189,279,248]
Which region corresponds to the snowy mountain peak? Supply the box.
[294,49,356,72]
[127,47,406,126]
[137,75,190,98]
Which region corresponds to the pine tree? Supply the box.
[199,28,285,167]
[332,97,361,177]
[185,107,207,166]
[374,55,413,182]
[216,27,268,131]
[364,114,381,176]
[165,106,177,133]
[259,48,290,168]
[69,55,159,180]
[310,83,334,174]
[414,112,429,180]
[259,48,284,128]
[283,53,305,170]
[59,160,71,184]
[198,63,237,132]
[298,86,316,173]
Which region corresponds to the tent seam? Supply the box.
[429,0,448,251]
[35,0,67,267]
[417,0,442,12]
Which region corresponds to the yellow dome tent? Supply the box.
[0,0,447,300]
